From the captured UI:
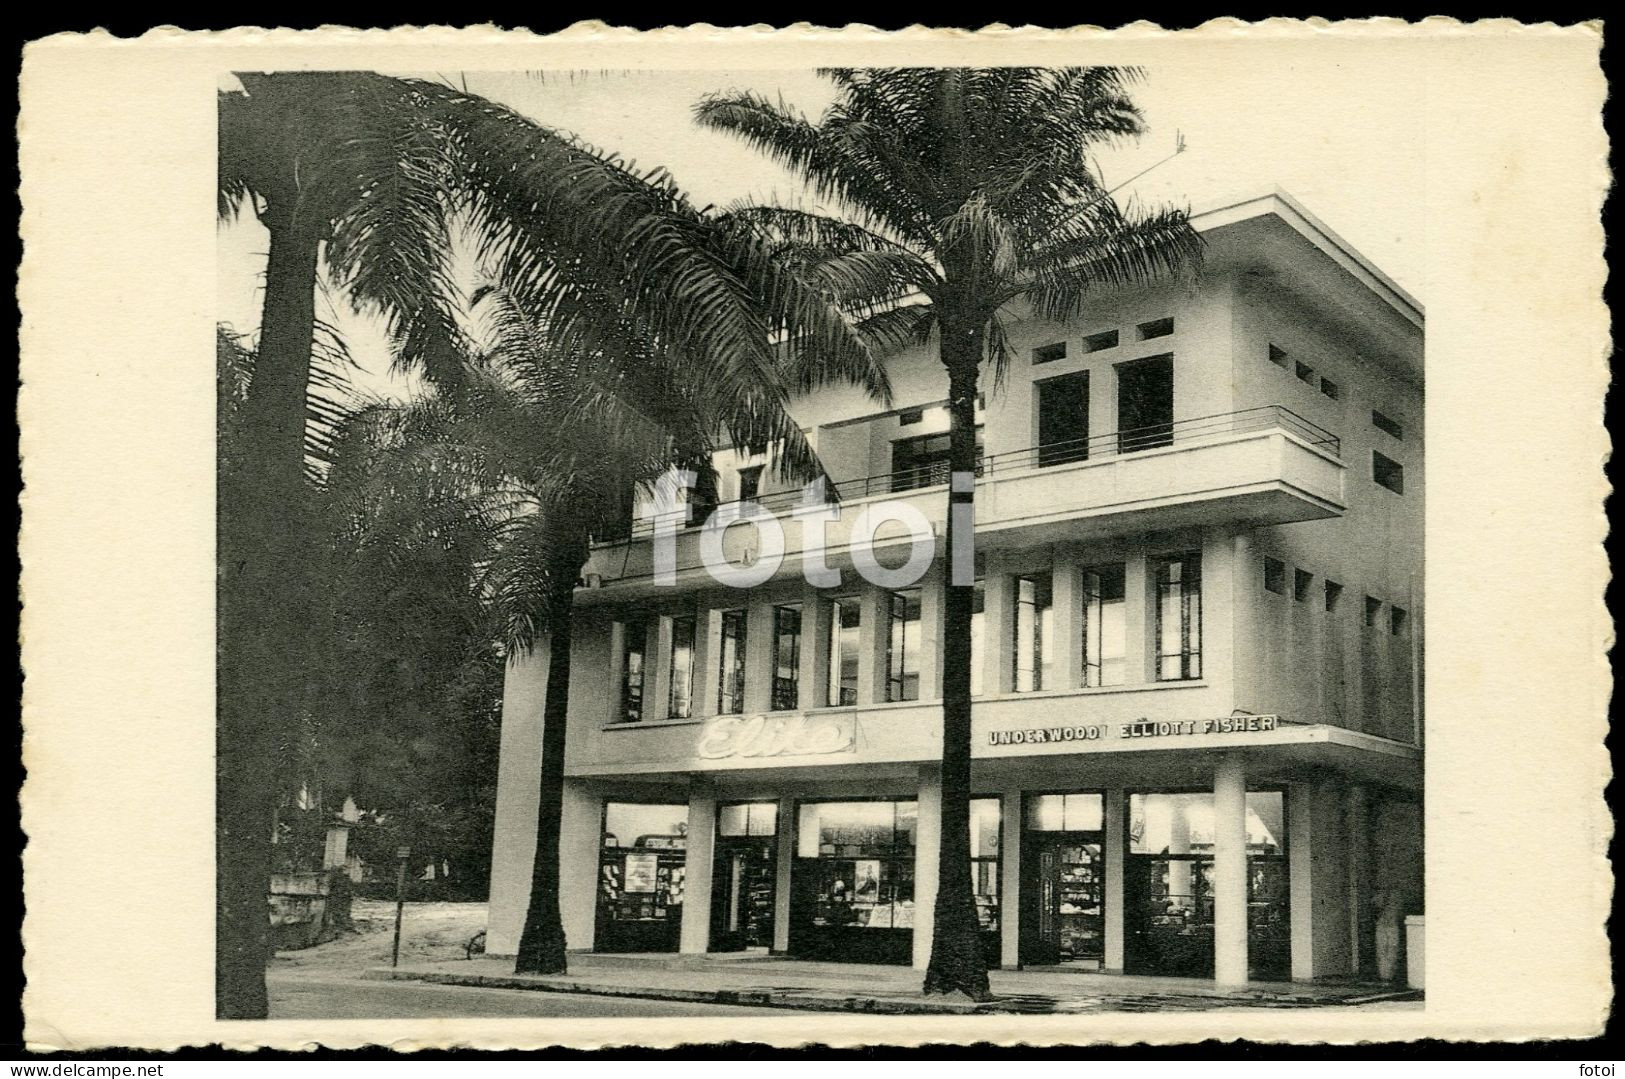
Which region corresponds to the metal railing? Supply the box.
[594,405,1338,543]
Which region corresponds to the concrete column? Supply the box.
[912,765,942,970]
[559,778,602,952]
[1103,788,1126,973]
[800,584,829,710]
[1346,784,1373,975]
[982,561,1016,695]
[999,790,1023,968]
[651,616,674,720]
[606,621,627,725]
[743,600,775,714]
[772,795,795,953]
[679,782,717,954]
[1123,551,1151,683]
[857,586,888,704]
[1213,754,1249,986]
[697,609,723,718]
[1051,554,1083,691]
[918,564,945,701]
[486,644,549,956]
[1288,781,1316,981]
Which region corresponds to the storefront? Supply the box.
[710,801,778,951]
[788,798,917,964]
[595,801,688,953]
[1019,792,1106,967]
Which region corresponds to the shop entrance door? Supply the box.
[1020,832,1105,966]
[710,833,776,952]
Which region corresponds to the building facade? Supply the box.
[485,190,1425,986]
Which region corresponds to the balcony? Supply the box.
[581,406,1345,594]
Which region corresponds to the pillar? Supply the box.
[1124,551,1152,682]
[651,616,674,721]
[982,561,1016,695]
[486,644,549,956]
[697,609,723,718]
[912,765,942,970]
[1103,788,1126,973]
[999,790,1023,969]
[800,584,829,710]
[559,778,602,952]
[743,600,775,714]
[679,782,717,954]
[918,563,945,700]
[772,795,795,953]
[1050,556,1084,691]
[1288,781,1316,980]
[857,585,888,705]
[1213,753,1249,985]
[1346,784,1373,975]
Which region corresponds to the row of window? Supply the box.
[1260,557,1409,635]
[613,552,1206,723]
[1030,317,1175,366]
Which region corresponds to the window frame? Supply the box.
[1154,551,1204,682]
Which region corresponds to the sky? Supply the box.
[217,64,1425,396]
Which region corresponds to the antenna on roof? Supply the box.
[1176,130,1187,154]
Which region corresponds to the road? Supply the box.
[268,972,785,1019]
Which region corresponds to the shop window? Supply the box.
[771,604,802,711]
[1293,569,1313,603]
[1154,552,1203,681]
[1263,557,1286,595]
[668,615,697,719]
[1391,606,1409,635]
[827,597,861,707]
[719,802,778,837]
[716,608,747,715]
[886,589,922,702]
[618,619,648,723]
[1364,596,1382,628]
[1268,344,1288,368]
[1032,341,1067,365]
[1082,563,1127,687]
[1319,377,1341,400]
[1084,330,1119,352]
[1026,792,1104,832]
[1324,580,1344,612]
[969,579,987,697]
[1127,792,1284,856]
[1372,409,1404,440]
[795,800,919,940]
[1373,451,1404,494]
[1013,572,1054,692]
[1137,317,1174,340]
[736,465,763,503]
[970,798,1003,935]
[598,802,688,952]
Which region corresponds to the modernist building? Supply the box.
[485,190,1425,986]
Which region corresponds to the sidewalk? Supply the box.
[369,953,1421,1015]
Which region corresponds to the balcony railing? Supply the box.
[595,405,1338,543]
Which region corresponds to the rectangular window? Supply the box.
[1293,569,1313,603]
[1082,563,1127,688]
[827,597,861,707]
[668,615,696,719]
[1364,596,1382,628]
[771,604,802,711]
[1137,317,1175,340]
[1391,607,1409,635]
[1263,557,1286,594]
[969,798,1003,934]
[688,468,719,526]
[890,429,984,493]
[1324,580,1344,612]
[719,801,778,838]
[886,590,922,702]
[1032,342,1068,365]
[1295,360,1315,384]
[716,608,748,715]
[1013,572,1054,692]
[1084,330,1119,352]
[1372,409,1404,439]
[969,580,986,697]
[736,465,763,502]
[1373,451,1405,494]
[898,407,924,426]
[1268,344,1289,368]
[795,800,918,936]
[1319,377,1341,400]
[1026,792,1105,832]
[1036,370,1090,467]
[619,619,648,723]
[1155,552,1203,681]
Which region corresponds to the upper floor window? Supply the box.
[1084,330,1120,353]
[1293,569,1313,603]
[771,604,802,711]
[716,608,748,715]
[1032,341,1068,365]
[1082,563,1127,688]
[827,597,861,707]
[886,589,922,702]
[1319,377,1341,400]
[1263,557,1287,594]
[1295,360,1315,384]
[898,407,924,426]
[969,579,987,697]
[736,465,763,503]
[1013,572,1054,692]
[1373,451,1405,494]
[668,615,697,719]
[1325,580,1344,612]
[1371,410,1404,440]
[1390,607,1409,636]
[1154,552,1203,681]
[1137,317,1175,340]
[619,619,648,723]
[890,429,983,493]
[689,468,719,526]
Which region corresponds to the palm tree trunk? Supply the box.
[513,533,589,974]
[217,200,322,1019]
[923,315,993,1001]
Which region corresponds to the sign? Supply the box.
[697,712,857,760]
[623,852,659,893]
[989,714,1281,747]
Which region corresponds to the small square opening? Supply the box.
[1084,330,1119,352]
[1032,342,1067,365]
[1137,317,1175,340]
[1293,569,1313,602]
[1263,557,1286,594]
[1373,451,1405,494]
[1268,344,1288,368]
[1324,580,1344,612]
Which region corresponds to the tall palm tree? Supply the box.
[217,71,884,1018]
[697,67,1203,1000]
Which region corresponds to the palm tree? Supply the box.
[217,71,884,1018]
[697,67,1203,1000]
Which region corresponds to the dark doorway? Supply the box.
[1021,833,1106,965]
[710,802,778,952]
[1036,371,1090,466]
[1117,355,1174,453]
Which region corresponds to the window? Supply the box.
[898,407,924,426]
[1373,451,1405,494]
[1032,342,1068,365]
[1082,564,1127,687]
[1391,607,1409,636]
[1084,330,1119,352]
[1263,557,1286,595]
[1293,569,1313,603]
[886,589,922,702]
[1324,580,1344,612]
[1372,409,1404,440]
[771,604,802,711]
[969,580,987,697]
[718,801,778,837]
[1268,344,1289,368]
[1026,792,1104,832]
[1320,377,1341,400]
[969,798,1003,933]
[1013,572,1054,692]
[1295,360,1315,384]
[716,608,747,715]
[668,615,696,719]
[619,619,647,723]
[827,597,861,707]
[1155,552,1203,681]
[1138,317,1175,340]
[796,800,918,936]
[736,465,763,502]
[689,468,719,526]
[890,429,984,493]
[1364,596,1382,628]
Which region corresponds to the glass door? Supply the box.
[1020,792,1105,967]
[710,802,778,952]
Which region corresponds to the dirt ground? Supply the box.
[269,898,489,973]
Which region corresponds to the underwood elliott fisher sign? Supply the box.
[988,714,1283,747]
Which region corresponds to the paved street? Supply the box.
[269,972,785,1019]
